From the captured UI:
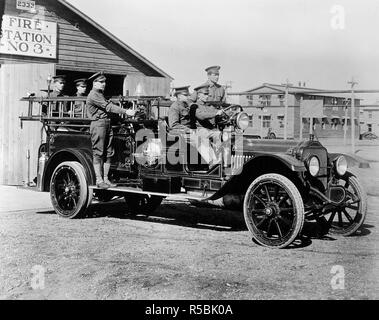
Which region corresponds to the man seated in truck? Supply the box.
[191,84,224,166]
[168,85,211,166]
[168,85,192,133]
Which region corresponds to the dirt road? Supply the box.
[1,194,378,300]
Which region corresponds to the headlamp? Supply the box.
[308,156,320,177]
[236,112,249,131]
[335,155,348,176]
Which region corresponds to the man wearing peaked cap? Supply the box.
[74,78,87,96]
[86,71,136,189]
[72,78,88,118]
[88,71,106,82]
[205,65,221,74]
[44,74,68,116]
[51,75,66,98]
[74,78,87,87]
[189,65,226,104]
[190,83,223,166]
[52,74,66,81]
[194,83,210,94]
[174,85,190,96]
[168,85,192,132]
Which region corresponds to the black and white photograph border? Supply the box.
[0,0,378,303]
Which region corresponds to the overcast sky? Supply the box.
[68,0,379,101]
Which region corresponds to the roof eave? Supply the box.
[242,84,285,94]
[58,0,173,80]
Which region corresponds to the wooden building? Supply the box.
[360,105,379,136]
[0,0,172,185]
[228,83,360,139]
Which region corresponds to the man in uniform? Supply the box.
[51,75,66,98]
[86,72,136,189]
[189,65,226,104]
[192,84,224,165]
[168,86,192,133]
[42,75,67,116]
[72,78,87,117]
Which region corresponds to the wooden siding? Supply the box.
[0,63,54,185]
[1,0,167,77]
[0,0,171,185]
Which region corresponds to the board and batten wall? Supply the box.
[2,0,142,74]
[0,0,171,185]
[0,63,55,185]
[0,64,169,185]
[1,0,171,96]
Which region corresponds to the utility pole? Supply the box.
[257,99,264,139]
[224,81,233,102]
[299,95,303,141]
[343,98,349,146]
[281,79,293,140]
[348,78,358,153]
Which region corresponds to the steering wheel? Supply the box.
[215,104,243,126]
[221,104,243,113]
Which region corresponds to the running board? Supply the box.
[89,185,212,201]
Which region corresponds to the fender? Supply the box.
[329,153,370,169]
[256,153,306,172]
[42,148,95,191]
[208,153,306,200]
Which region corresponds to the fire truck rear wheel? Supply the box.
[50,161,92,219]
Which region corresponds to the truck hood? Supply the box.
[235,135,300,154]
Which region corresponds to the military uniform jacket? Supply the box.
[194,101,218,130]
[86,89,125,121]
[73,93,86,116]
[189,81,226,103]
[50,90,64,98]
[49,90,68,113]
[168,100,191,131]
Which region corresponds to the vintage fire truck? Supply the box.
[20,95,367,248]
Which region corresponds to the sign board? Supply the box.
[0,14,57,59]
[300,99,324,118]
[16,0,36,11]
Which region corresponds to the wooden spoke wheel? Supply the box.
[243,174,305,248]
[324,173,367,236]
[50,161,92,218]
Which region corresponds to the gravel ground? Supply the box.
[0,196,378,300]
[0,142,378,300]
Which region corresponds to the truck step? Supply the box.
[89,185,211,201]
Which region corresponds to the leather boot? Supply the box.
[103,162,117,187]
[94,162,108,189]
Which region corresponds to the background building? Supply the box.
[228,83,360,139]
[0,0,172,185]
[360,105,379,136]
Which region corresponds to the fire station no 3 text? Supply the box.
[8,17,43,31]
